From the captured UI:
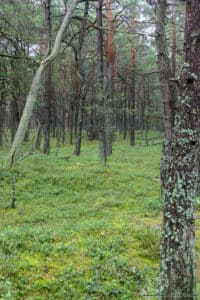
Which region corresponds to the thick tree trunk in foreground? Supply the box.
[6,0,80,169]
[158,1,200,299]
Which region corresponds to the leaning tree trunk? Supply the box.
[6,0,80,169]
[158,1,200,299]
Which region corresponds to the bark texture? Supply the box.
[158,1,200,299]
[0,84,6,146]
[129,15,136,146]
[43,0,52,154]
[154,0,177,141]
[96,0,106,164]
[171,1,176,78]
[104,0,115,155]
[74,0,89,156]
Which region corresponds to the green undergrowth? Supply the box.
[0,137,199,299]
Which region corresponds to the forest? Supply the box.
[0,0,200,299]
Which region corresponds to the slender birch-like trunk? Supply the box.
[6,0,80,169]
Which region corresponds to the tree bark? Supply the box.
[10,98,19,143]
[0,85,6,146]
[88,62,97,140]
[6,0,80,169]
[129,14,136,146]
[96,0,106,164]
[123,81,128,140]
[171,0,176,78]
[74,0,89,156]
[149,0,178,198]
[158,1,200,299]
[104,0,115,156]
[74,81,89,155]
[154,0,177,141]
[43,0,52,154]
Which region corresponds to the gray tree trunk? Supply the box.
[6,0,80,169]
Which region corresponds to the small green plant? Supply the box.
[0,278,15,300]
[134,228,161,260]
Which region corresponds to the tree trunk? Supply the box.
[123,82,128,140]
[43,0,52,155]
[6,0,80,169]
[154,0,176,142]
[96,0,106,164]
[129,15,136,146]
[63,0,67,13]
[106,62,114,155]
[171,0,176,78]
[158,1,200,299]
[0,86,6,146]
[88,62,97,141]
[69,102,74,145]
[149,0,178,196]
[75,81,89,155]
[10,98,19,143]
[104,0,115,156]
[74,0,89,156]
[35,120,42,151]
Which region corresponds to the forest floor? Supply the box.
[0,135,200,299]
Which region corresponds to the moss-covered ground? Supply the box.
[0,135,199,299]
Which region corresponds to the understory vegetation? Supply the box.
[0,135,200,299]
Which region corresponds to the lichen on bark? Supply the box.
[158,1,200,299]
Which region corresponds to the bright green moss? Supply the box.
[0,134,199,299]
